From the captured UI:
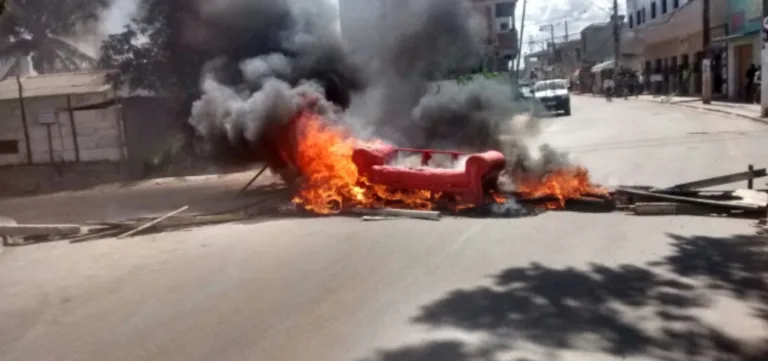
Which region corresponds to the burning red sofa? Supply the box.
[352,145,506,205]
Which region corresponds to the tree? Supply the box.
[0,0,110,73]
[99,0,210,103]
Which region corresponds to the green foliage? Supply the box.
[0,0,110,72]
[99,0,210,99]
[455,70,502,85]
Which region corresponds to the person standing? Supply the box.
[746,64,757,102]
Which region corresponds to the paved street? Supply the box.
[2,96,768,361]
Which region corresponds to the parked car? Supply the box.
[515,82,534,100]
[532,79,571,116]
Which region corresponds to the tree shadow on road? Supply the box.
[360,233,768,361]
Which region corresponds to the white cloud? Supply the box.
[516,0,624,55]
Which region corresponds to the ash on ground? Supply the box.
[456,199,540,218]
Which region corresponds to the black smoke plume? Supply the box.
[186,0,571,179]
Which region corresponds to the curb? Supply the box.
[673,103,768,126]
[627,96,768,126]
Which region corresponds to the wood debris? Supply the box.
[117,206,189,239]
[614,165,768,221]
[348,207,441,221]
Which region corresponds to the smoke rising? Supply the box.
[186,0,571,179]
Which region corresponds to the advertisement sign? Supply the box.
[748,0,761,20]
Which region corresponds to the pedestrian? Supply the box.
[746,64,757,102]
[754,66,761,104]
[603,75,615,99]
[627,73,636,98]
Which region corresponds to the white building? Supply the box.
[624,0,728,95]
[0,71,126,166]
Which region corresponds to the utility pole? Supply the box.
[761,0,768,116]
[514,0,527,82]
[549,24,555,77]
[612,0,620,71]
[701,0,712,104]
[564,21,568,41]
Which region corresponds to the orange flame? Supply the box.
[286,111,604,213]
[290,112,434,213]
[514,167,606,208]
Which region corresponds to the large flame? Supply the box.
[285,111,604,213]
[290,111,433,214]
[514,168,607,208]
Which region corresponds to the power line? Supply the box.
[582,0,614,15]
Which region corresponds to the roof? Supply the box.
[591,59,614,72]
[0,70,113,100]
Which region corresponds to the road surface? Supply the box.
[2,96,768,361]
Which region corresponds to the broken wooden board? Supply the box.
[0,224,81,237]
[0,216,16,247]
[632,202,719,216]
[70,212,252,243]
[665,168,767,190]
[117,206,190,239]
[732,189,768,207]
[616,188,764,210]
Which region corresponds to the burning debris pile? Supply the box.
[4,166,768,246]
[184,0,605,215]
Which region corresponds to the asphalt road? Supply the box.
[2,96,768,361]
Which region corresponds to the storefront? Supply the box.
[720,0,762,100]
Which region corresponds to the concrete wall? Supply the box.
[581,24,615,63]
[0,92,124,166]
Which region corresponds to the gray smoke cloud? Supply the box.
[186,0,571,179]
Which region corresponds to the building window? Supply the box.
[673,0,679,8]
[629,16,633,28]
[494,2,515,17]
[636,10,641,25]
[661,0,667,13]
[651,2,657,18]
[0,140,19,154]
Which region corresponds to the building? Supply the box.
[338,0,517,71]
[468,0,518,69]
[625,0,728,96]
[581,21,618,64]
[0,71,125,166]
[552,39,583,79]
[720,0,762,101]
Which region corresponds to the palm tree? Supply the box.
[0,0,110,77]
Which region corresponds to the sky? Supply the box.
[516,0,624,56]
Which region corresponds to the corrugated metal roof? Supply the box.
[0,70,112,100]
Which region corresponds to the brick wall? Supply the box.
[0,92,124,166]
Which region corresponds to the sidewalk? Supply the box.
[632,94,767,125]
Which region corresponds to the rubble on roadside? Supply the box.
[3,165,768,246]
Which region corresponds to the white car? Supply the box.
[533,79,571,116]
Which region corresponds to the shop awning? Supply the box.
[573,68,581,77]
[591,60,614,73]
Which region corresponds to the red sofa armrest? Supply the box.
[353,145,396,176]
[465,151,506,176]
